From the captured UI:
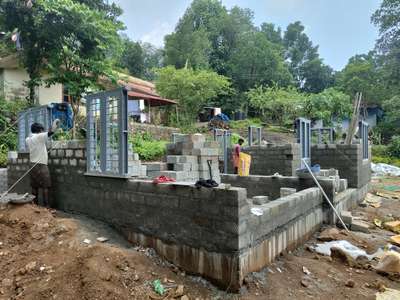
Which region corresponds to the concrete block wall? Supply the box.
[7,141,244,289]
[311,144,371,188]
[238,188,323,281]
[221,174,338,201]
[227,144,301,176]
[0,168,8,193]
[7,140,368,291]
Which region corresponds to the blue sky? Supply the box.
[113,0,381,71]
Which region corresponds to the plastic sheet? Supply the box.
[371,163,400,177]
[313,240,376,260]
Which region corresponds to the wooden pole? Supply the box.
[345,92,362,145]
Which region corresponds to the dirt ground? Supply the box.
[1,177,400,299]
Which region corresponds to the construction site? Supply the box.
[2,1,400,299]
[1,87,400,300]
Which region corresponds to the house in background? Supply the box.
[0,54,63,104]
[0,54,176,123]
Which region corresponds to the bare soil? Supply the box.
[1,177,400,299]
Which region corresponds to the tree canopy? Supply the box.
[155,66,231,125]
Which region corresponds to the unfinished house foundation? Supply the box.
[7,136,371,291]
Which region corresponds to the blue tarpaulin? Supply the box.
[49,103,74,130]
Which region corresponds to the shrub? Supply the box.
[372,145,389,157]
[372,155,400,167]
[129,133,167,161]
[0,98,30,167]
[229,118,262,130]
[388,136,400,158]
[231,133,246,147]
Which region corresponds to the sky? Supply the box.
[113,0,381,71]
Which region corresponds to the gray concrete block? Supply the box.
[340,210,353,225]
[280,187,296,198]
[351,220,371,233]
[252,196,269,205]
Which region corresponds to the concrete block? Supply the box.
[174,163,193,172]
[351,220,371,233]
[339,179,348,192]
[69,159,77,167]
[65,149,73,157]
[192,148,219,156]
[159,171,189,181]
[340,211,353,225]
[252,196,270,205]
[144,162,167,171]
[75,150,84,158]
[280,187,296,198]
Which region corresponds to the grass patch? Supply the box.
[229,118,262,130]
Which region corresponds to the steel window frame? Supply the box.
[296,118,311,168]
[359,120,369,160]
[18,105,52,152]
[86,87,128,177]
[213,128,231,174]
[248,126,262,146]
[311,127,334,144]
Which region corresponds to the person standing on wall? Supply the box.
[232,138,244,174]
[26,119,60,207]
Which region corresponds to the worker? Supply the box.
[232,138,244,174]
[26,119,60,207]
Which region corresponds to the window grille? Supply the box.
[296,118,311,168]
[86,88,128,176]
[248,126,262,146]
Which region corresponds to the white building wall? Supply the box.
[37,82,63,105]
[3,68,30,100]
[2,68,62,104]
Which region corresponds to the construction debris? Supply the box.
[384,221,400,233]
[375,288,400,300]
[340,211,353,226]
[375,251,400,275]
[318,228,341,242]
[351,220,372,233]
[96,237,109,243]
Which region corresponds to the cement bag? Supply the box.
[238,153,251,177]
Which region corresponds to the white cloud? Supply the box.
[140,22,174,46]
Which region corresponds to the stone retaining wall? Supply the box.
[311,144,371,188]
[130,123,180,141]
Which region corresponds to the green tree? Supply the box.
[118,36,145,77]
[336,52,387,104]
[283,21,334,93]
[155,66,231,125]
[246,85,304,126]
[260,22,283,45]
[0,0,123,105]
[142,43,164,81]
[303,88,352,125]
[164,0,255,74]
[164,28,211,69]
[378,95,400,141]
[1,0,49,104]
[372,0,400,96]
[227,31,293,93]
[36,0,124,137]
